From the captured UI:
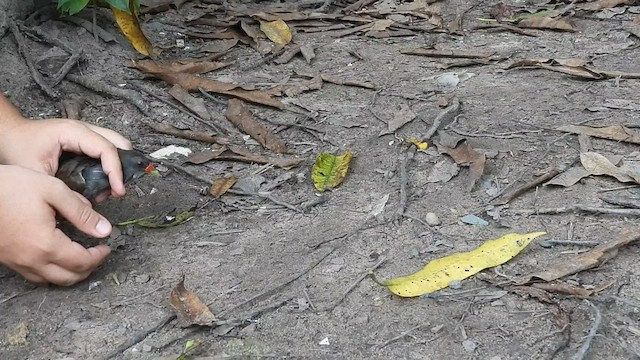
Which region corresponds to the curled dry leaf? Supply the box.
[379,103,416,135]
[131,59,231,74]
[259,19,293,45]
[577,0,633,11]
[225,99,288,153]
[517,16,576,32]
[557,125,640,145]
[169,85,211,120]
[170,277,217,327]
[209,177,237,197]
[185,145,302,168]
[436,139,486,191]
[517,230,640,285]
[580,152,635,183]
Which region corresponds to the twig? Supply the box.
[9,20,58,99]
[512,205,640,217]
[421,97,461,141]
[66,74,148,113]
[49,51,82,88]
[100,313,177,360]
[375,324,423,350]
[598,185,640,193]
[91,1,99,42]
[141,119,234,145]
[0,290,34,305]
[599,195,640,209]
[539,239,601,248]
[450,128,543,139]
[570,300,602,360]
[133,83,224,133]
[325,258,386,311]
[395,148,414,219]
[111,284,168,308]
[302,288,317,311]
[198,88,228,106]
[472,23,537,37]
[218,247,336,317]
[493,164,568,205]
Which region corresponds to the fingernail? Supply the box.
[96,219,112,236]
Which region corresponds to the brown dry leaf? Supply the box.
[490,2,514,21]
[544,166,591,187]
[518,16,576,32]
[140,0,190,14]
[517,230,640,284]
[111,2,154,56]
[557,124,640,144]
[581,152,634,183]
[155,72,284,109]
[130,59,231,74]
[169,277,216,327]
[578,0,633,11]
[295,71,375,90]
[186,145,301,168]
[225,99,288,153]
[168,85,211,120]
[436,140,486,191]
[209,176,237,197]
[506,58,640,80]
[200,39,239,54]
[402,48,496,59]
[300,44,315,64]
[379,103,416,135]
[267,76,323,97]
[530,281,593,296]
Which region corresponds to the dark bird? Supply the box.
[56,149,155,201]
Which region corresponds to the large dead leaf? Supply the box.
[130,59,231,74]
[517,16,576,32]
[580,152,634,183]
[544,166,591,187]
[557,124,640,145]
[225,99,288,153]
[170,277,216,327]
[259,19,292,45]
[111,1,154,56]
[185,145,301,168]
[209,177,236,198]
[436,139,486,191]
[577,0,633,11]
[517,230,640,284]
[507,58,640,80]
[169,85,211,120]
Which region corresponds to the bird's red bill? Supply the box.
[144,163,155,174]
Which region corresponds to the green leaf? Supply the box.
[311,150,353,192]
[57,0,91,15]
[105,0,140,13]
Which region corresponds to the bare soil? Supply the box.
[1,1,640,359]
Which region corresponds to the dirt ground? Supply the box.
[1,0,640,359]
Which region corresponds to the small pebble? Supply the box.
[425,212,441,226]
[142,345,152,353]
[430,324,444,333]
[319,337,330,346]
[449,280,462,289]
[461,214,489,226]
[462,340,476,352]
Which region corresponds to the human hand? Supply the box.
[0,115,133,198]
[0,165,112,285]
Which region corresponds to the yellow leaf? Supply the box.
[373,232,546,297]
[259,19,292,46]
[407,138,428,151]
[111,1,154,56]
[311,150,353,192]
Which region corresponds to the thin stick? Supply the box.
[375,324,423,350]
[421,97,461,141]
[49,51,82,88]
[134,83,224,133]
[512,205,640,217]
[302,288,317,311]
[66,74,148,113]
[218,247,336,317]
[598,185,640,193]
[395,148,414,219]
[141,119,233,145]
[91,0,99,42]
[450,128,543,139]
[326,258,386,311]
[100,313,177,360]
[570,300,602,360]
[111,284,168,308]
[9,20,58,99]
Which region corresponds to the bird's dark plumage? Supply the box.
[56,149,153,201]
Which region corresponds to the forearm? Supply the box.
[0,93,26,130]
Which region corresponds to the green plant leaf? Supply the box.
[311,150,353,192]
[57,0,91,15]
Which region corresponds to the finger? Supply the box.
[48,229,111,274]
[85,124,133,150]
[41,262,90,286]
[58,121,126,196]
[48,181,113,238]
[71,191,92,207]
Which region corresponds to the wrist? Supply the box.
[0,93,27,129]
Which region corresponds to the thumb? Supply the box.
[49,181,113,238]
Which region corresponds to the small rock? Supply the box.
[134,274,151,284]
[142,345,152,353]
[297,297,310,311]
[88,281,102,291]
[491,300,505,307]
[449,280,462,289]
[462,340,476,352]
[430,324,444,333]
[425,212,441,226]
[319,337,330,346]
[230,247,245,256]
[461,214,489,226]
